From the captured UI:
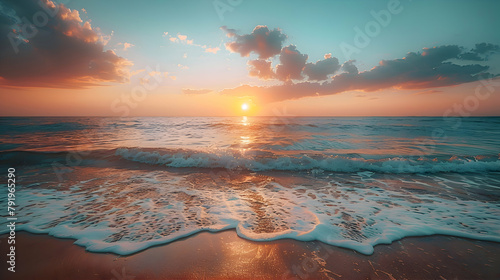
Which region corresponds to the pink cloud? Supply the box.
[205,47,220,54]
[0,0,132,89]
[123,43,134,51]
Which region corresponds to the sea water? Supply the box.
[0,117,499,255]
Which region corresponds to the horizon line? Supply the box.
[1,115,500,118]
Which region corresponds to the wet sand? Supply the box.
[0,231,499,279]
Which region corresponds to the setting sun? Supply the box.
[1,1,499,279]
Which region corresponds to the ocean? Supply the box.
[0,116,499,255]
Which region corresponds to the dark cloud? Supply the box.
[223,26,357,82]
[275,45,308,82]
[182,88,212,95]
[303,54,341,81]
[0,0,131,88]
[459,43,500,61]
[473,42,500,54]
[341,60,358,74]
[355,45,489,90]
[248,59,275,80]
[223,25,287,59]
[221,44,498,103]
[459,52,483,61]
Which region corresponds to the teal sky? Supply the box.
[1,0,499,116]
[70,0,500,69]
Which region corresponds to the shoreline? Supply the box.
[1,231,499,279]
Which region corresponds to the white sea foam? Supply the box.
[2,172,499,256]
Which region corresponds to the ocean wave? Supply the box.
[1,174,499,256]
[115,148,500,174]
[1,148,499,174]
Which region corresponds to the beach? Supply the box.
[1,117,500,279]
[1,0,500,278]
[1,231,499,279]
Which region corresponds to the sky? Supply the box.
[0,0,499,116]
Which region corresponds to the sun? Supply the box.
[241,103,249,111]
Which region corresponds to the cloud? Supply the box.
[220,82,328,103]
[177,64,189,70]
[356,45,491,90]
[205,47,220,54]
[459,52,483,61]
[276,45,308,81]
[0,0,131,88]
[122,42,134,51]
[224,25,287,59]
[138,70,170,85]
[148,71,162,76]
[245,45,312,82]
[473,42,500,54]
[341,60,358,74]
[165,32,219,55]
[220,26,237,37]
[221,44,499,103]
[248,59,275,80]
[130,69,146,76]
[459,43,500,61]
[182,88,212,95]
[223,26,343,82]
[303,54,341,81]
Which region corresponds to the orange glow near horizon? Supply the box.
[1,80,500,117]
